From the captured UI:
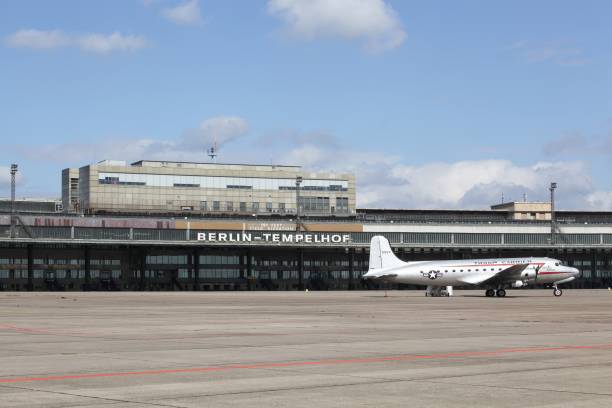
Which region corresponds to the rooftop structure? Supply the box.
[491,201,552,221]
[63,160,355,217]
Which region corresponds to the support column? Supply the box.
[118,248,127,291]
[591,249,597,289]
[348,248,354,290]
[239,251,246,280]
[27,244,33,291]
[246,248,252,290]
[298,248,304,290]
[192,248,200,291]
[140,250,147,291]
[84,246,90,290]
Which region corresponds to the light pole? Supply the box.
[295,176,302,231]
[10,164,18,238]
[550,182,557,245]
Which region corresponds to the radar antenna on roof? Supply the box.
[207,139,218,163]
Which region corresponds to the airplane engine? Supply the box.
[511,280,526,288]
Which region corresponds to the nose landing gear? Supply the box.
[553,285,563,297]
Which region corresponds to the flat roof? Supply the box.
[130,160,301,169]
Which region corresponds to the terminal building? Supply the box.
[62,160,355,217]
[1,160,612,291]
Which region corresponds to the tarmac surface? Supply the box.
[1,289,612,407]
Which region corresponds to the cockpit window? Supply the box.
[555,262,559,266]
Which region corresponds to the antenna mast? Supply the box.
[207,139,218,163]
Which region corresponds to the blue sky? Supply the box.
[1,0,611,209]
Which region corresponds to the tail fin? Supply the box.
[368,236,406,271]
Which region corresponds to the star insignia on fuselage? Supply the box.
[421,270,442,280]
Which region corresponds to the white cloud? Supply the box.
[509,41,589,66]
[5,29,70,49]
[237,135,598,210]
[162,0,202,26]
[267,0,406,51]
[5,29,147,54]
[77,32,147,54]
[586,191,612,211]
[9,122,612,210]
[386,160,592,209]
[16,116,250,165]
[0,165,24,191]
[0,166,12,188]
[181,117,249,149]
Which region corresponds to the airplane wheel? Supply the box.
[496,289,506,297]
[553,288,562,297]
[485,289,495,297]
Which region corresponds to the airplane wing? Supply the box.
[457,264,530,285]
[367,273,398,280]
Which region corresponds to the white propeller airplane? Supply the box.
[362,236,580,297]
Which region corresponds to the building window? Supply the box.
[278,202,285,212]
[266,202,273,212]
[299,197,330,212]
[213,201,220,211]
[200,201,207,211]
[174,183,200,188]
[97,172,349,191]
[252,202,259,211]
[239,202,247,211]
[336,197,349,212]
[98,176,145,186]
[226,201,234,211]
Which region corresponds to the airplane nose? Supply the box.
[570,267,580,277]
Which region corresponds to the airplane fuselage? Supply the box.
[364,236,580,296]
[366,257,578,287]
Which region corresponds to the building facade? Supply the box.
[0,199,62,214]
[1,209,611,291]
[61,168,79,212]
[63,160,356,217]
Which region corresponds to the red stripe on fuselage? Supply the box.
[442,262,545,268]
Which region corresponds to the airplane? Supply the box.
[362,236,580,297]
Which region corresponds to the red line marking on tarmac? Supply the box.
[0,324,55,335]
[1,343,612,384]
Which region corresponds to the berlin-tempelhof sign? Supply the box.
[196,232,351,244]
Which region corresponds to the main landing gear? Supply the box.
[485,288,506,297]
[425,286,452,297]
